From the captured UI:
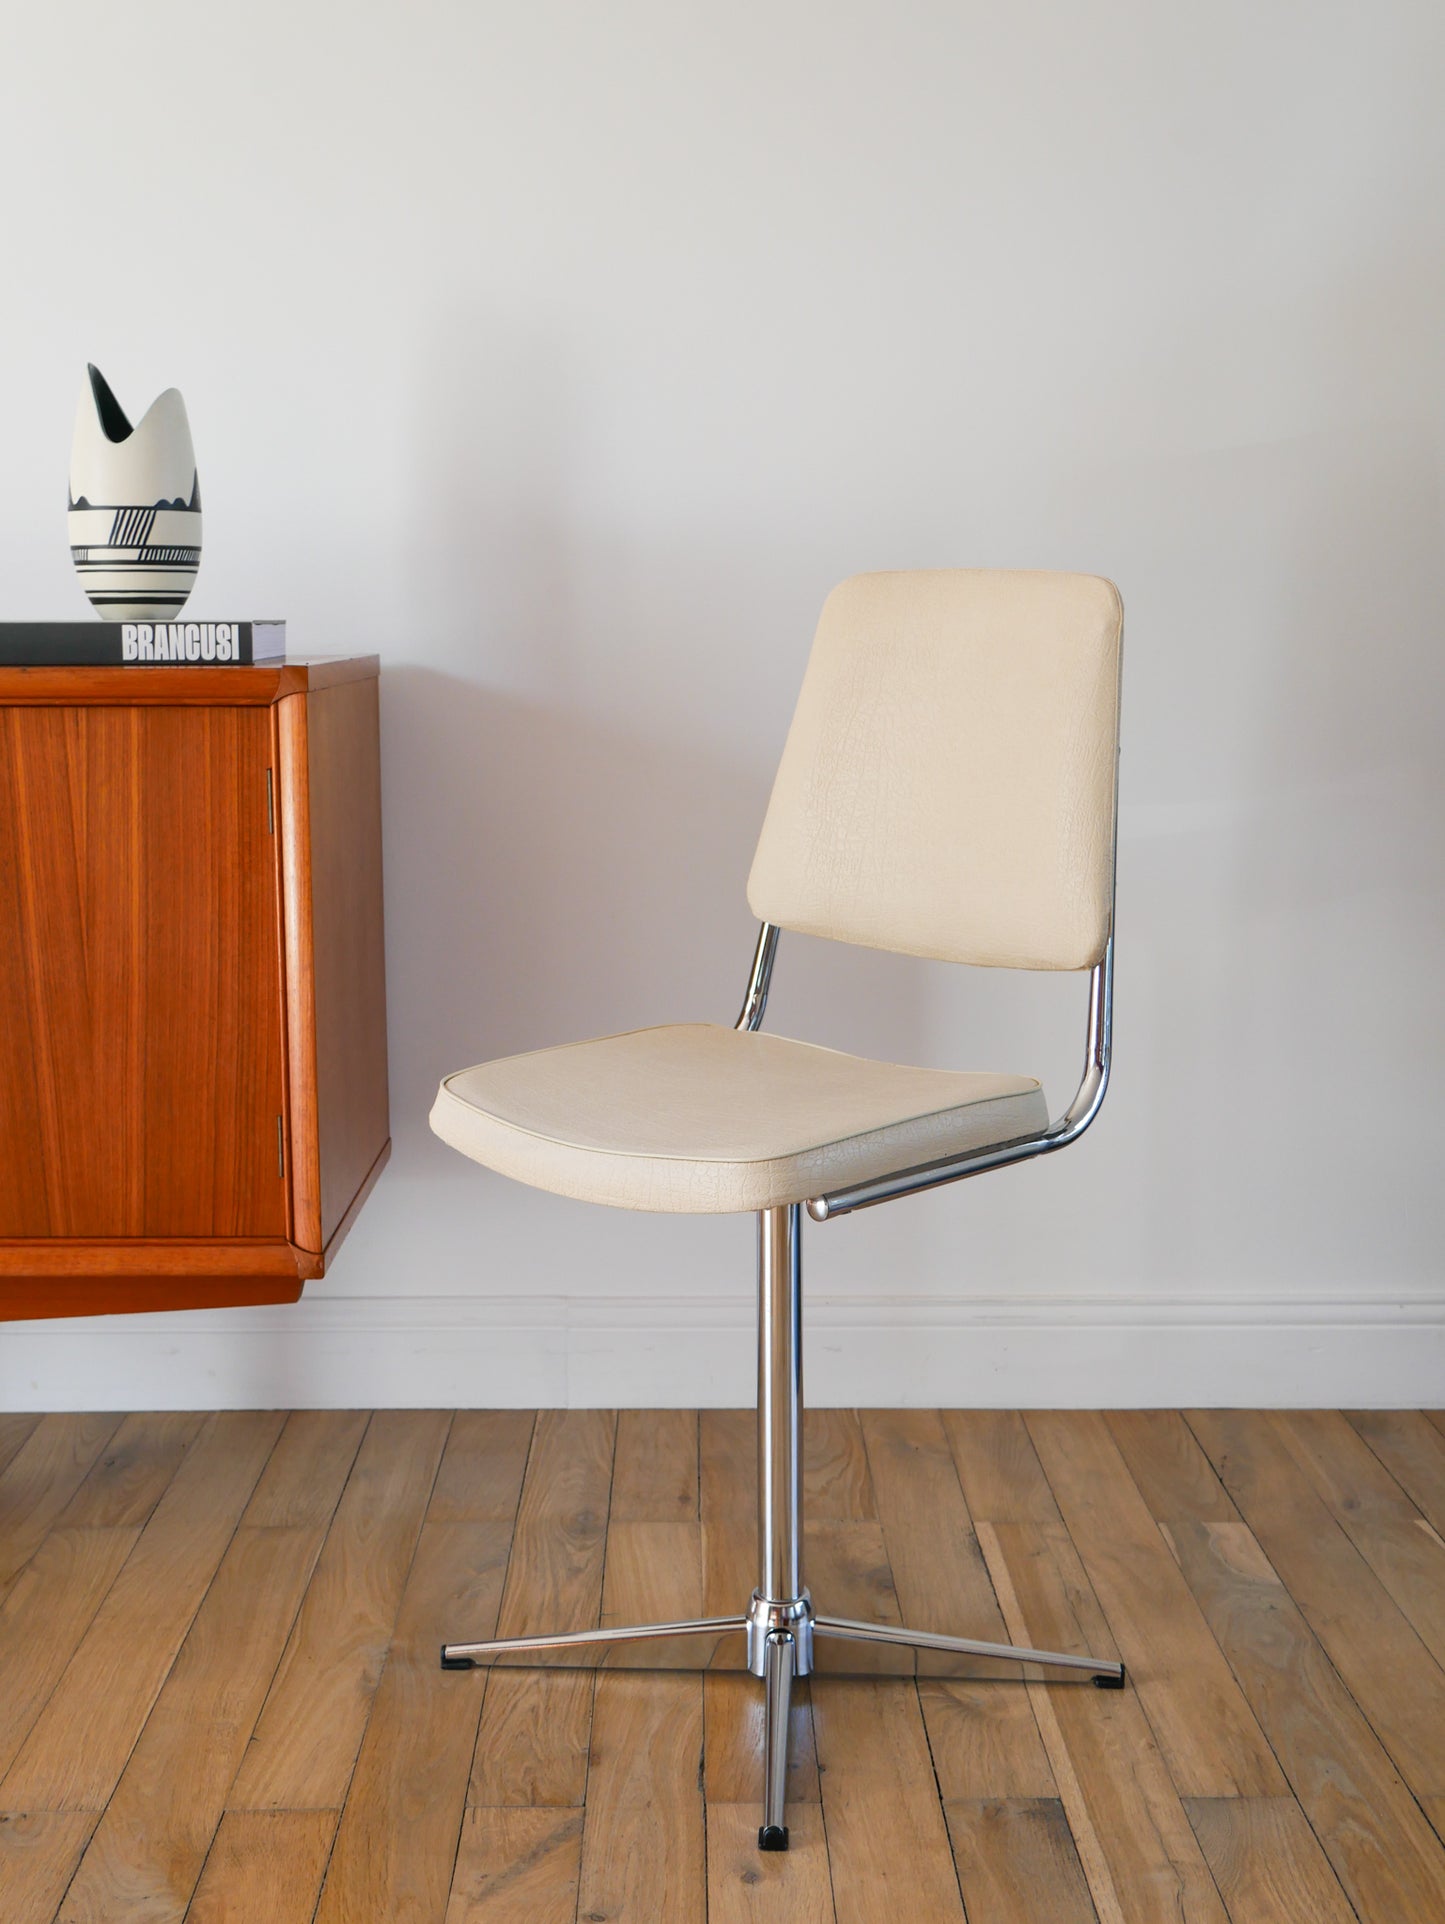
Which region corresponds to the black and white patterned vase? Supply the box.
[68,364,202,621]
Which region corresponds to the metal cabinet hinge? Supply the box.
[266,767,275,834]
[276,1115,286,1179]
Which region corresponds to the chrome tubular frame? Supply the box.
[735,920,780,1032]
[441,921,1124,1852]
[757,1203,804,1611]
[807,934,1113,1220]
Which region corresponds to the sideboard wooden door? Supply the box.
[0,703,288,1241]
[0,655,389,1320]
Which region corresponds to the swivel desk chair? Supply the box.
[432,568,1126,1850]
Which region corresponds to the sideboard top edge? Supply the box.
[0,655,380,703]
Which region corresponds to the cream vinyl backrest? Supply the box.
[747,570,1124,972]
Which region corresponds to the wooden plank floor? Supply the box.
[2,1409,1444,1922]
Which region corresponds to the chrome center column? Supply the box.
[748,1202,812,1679]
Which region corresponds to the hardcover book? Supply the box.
[0,620,285,666]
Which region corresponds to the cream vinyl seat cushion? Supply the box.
[429,1023,1048,1214]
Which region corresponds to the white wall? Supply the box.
[2,1,1442,1408]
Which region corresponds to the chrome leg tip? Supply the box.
[758,1825,789,1852]
[1092,1664,1126,1690]
[440,1645,475,1670]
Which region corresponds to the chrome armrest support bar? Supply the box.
[806,935,1114,1222]
[736,922,781,1032]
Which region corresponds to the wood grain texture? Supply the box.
[9,1406,1445,1924]
[600,1519,703,1627]
[314,1521,507,1924]
[1025,1411,1284,1798]
[0,1411,284,1813]
[0,1812,95,1923]
[185,1810,337,1924]
[700,1409,757,1637]
[241,1409,371,1530]
[0,1528,151,1784]
[51,1411,203,1533]
[700,1410,755,1523]
[0,1413,39,1478]
[275,676,389,1256]
[1183,1796,1356,1924]
[302,674,389,1250]
[445,1807,583,1924]
[467,1673,596,1812]
[807,1518,908,1676]
[1159,1516,1445,1920]
[1107,1417,1445,1922]
[858,1409,1005,1647]
[469,1410,616,1808]
[804,1408,877,1519]
[0,1268,306,1320]
[575,1671,706,1920]
[1275,1408,1445,1666]
[1346,1407,1445,1537]
[944,1409,1062,1524]
[611,1408,699,1522]
[231,1409,452,1810]
[428,1411,536,1525]
[275,689,320,1253]
[1100,1400,1239,1531]
[0,704,286,1245]
[861,1409,1054,1799]
[314,1411,525,1924]
[921,1674,1056,1809]
[0,1241,311,1281]
[978,1519,1228,1924]
[806,1518,903,1624]
[0,657,378,706]
[577,1490,707,1924]
[53,1414,363,1921]
[811,1677,968,1924]
[808,1485,966,1924]
[0,1416,205,1779]
[945,1798,1098,1924]
[1188,1408,1445,1798]
[0,1412,126,1588]
[56,1526,327,1922]
[706,1802,835,1924]
[1105,1411,1240,1525]
[0,657,387,1319]
[700,1408,879,1526]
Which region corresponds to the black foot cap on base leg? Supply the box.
[1092,1664,1126,1690]
[758,1825,789,1852]
[440,1646,475,1670]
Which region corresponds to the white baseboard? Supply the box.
[2,1292,1442,1411]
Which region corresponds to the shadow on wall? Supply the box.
[382,667,749,1134]
[377,666,938,1176]
[376,305,943,1174]
[382,313,764,1170]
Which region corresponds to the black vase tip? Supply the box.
[87,364,133,444]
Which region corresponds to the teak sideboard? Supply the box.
[0,656,389,1320]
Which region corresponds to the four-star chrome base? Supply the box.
[441,1201,1124,1851]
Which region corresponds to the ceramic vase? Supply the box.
[68,364,202,621]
